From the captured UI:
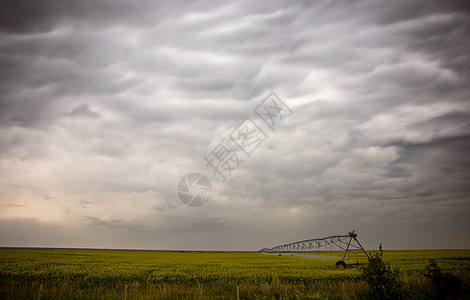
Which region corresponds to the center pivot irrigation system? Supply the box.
[260,230,369,268]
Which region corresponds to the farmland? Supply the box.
[1,248,469,299]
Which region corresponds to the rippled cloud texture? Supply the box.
[1,0,469,250]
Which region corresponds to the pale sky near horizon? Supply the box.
[1,0,470,251]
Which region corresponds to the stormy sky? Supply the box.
[1,0,470,250]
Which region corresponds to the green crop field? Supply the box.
[0,248,469,299]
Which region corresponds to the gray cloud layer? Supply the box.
[1,0,469,250]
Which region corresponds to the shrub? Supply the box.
[423,259,464,300]
[361,245,407,300]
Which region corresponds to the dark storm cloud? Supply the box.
[67,104,100,118]
[384,134,470,197]
[83,216,149,230]
[370,0,470,25]
[0,0,198,34]
[1,0,470,250]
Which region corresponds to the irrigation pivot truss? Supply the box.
[260,230,369,268]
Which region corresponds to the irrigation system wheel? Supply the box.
[336,260,347,269]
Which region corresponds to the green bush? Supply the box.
[423,259,464,300]
[361,245,407,299]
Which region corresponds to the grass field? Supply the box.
[1,248,469,299]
